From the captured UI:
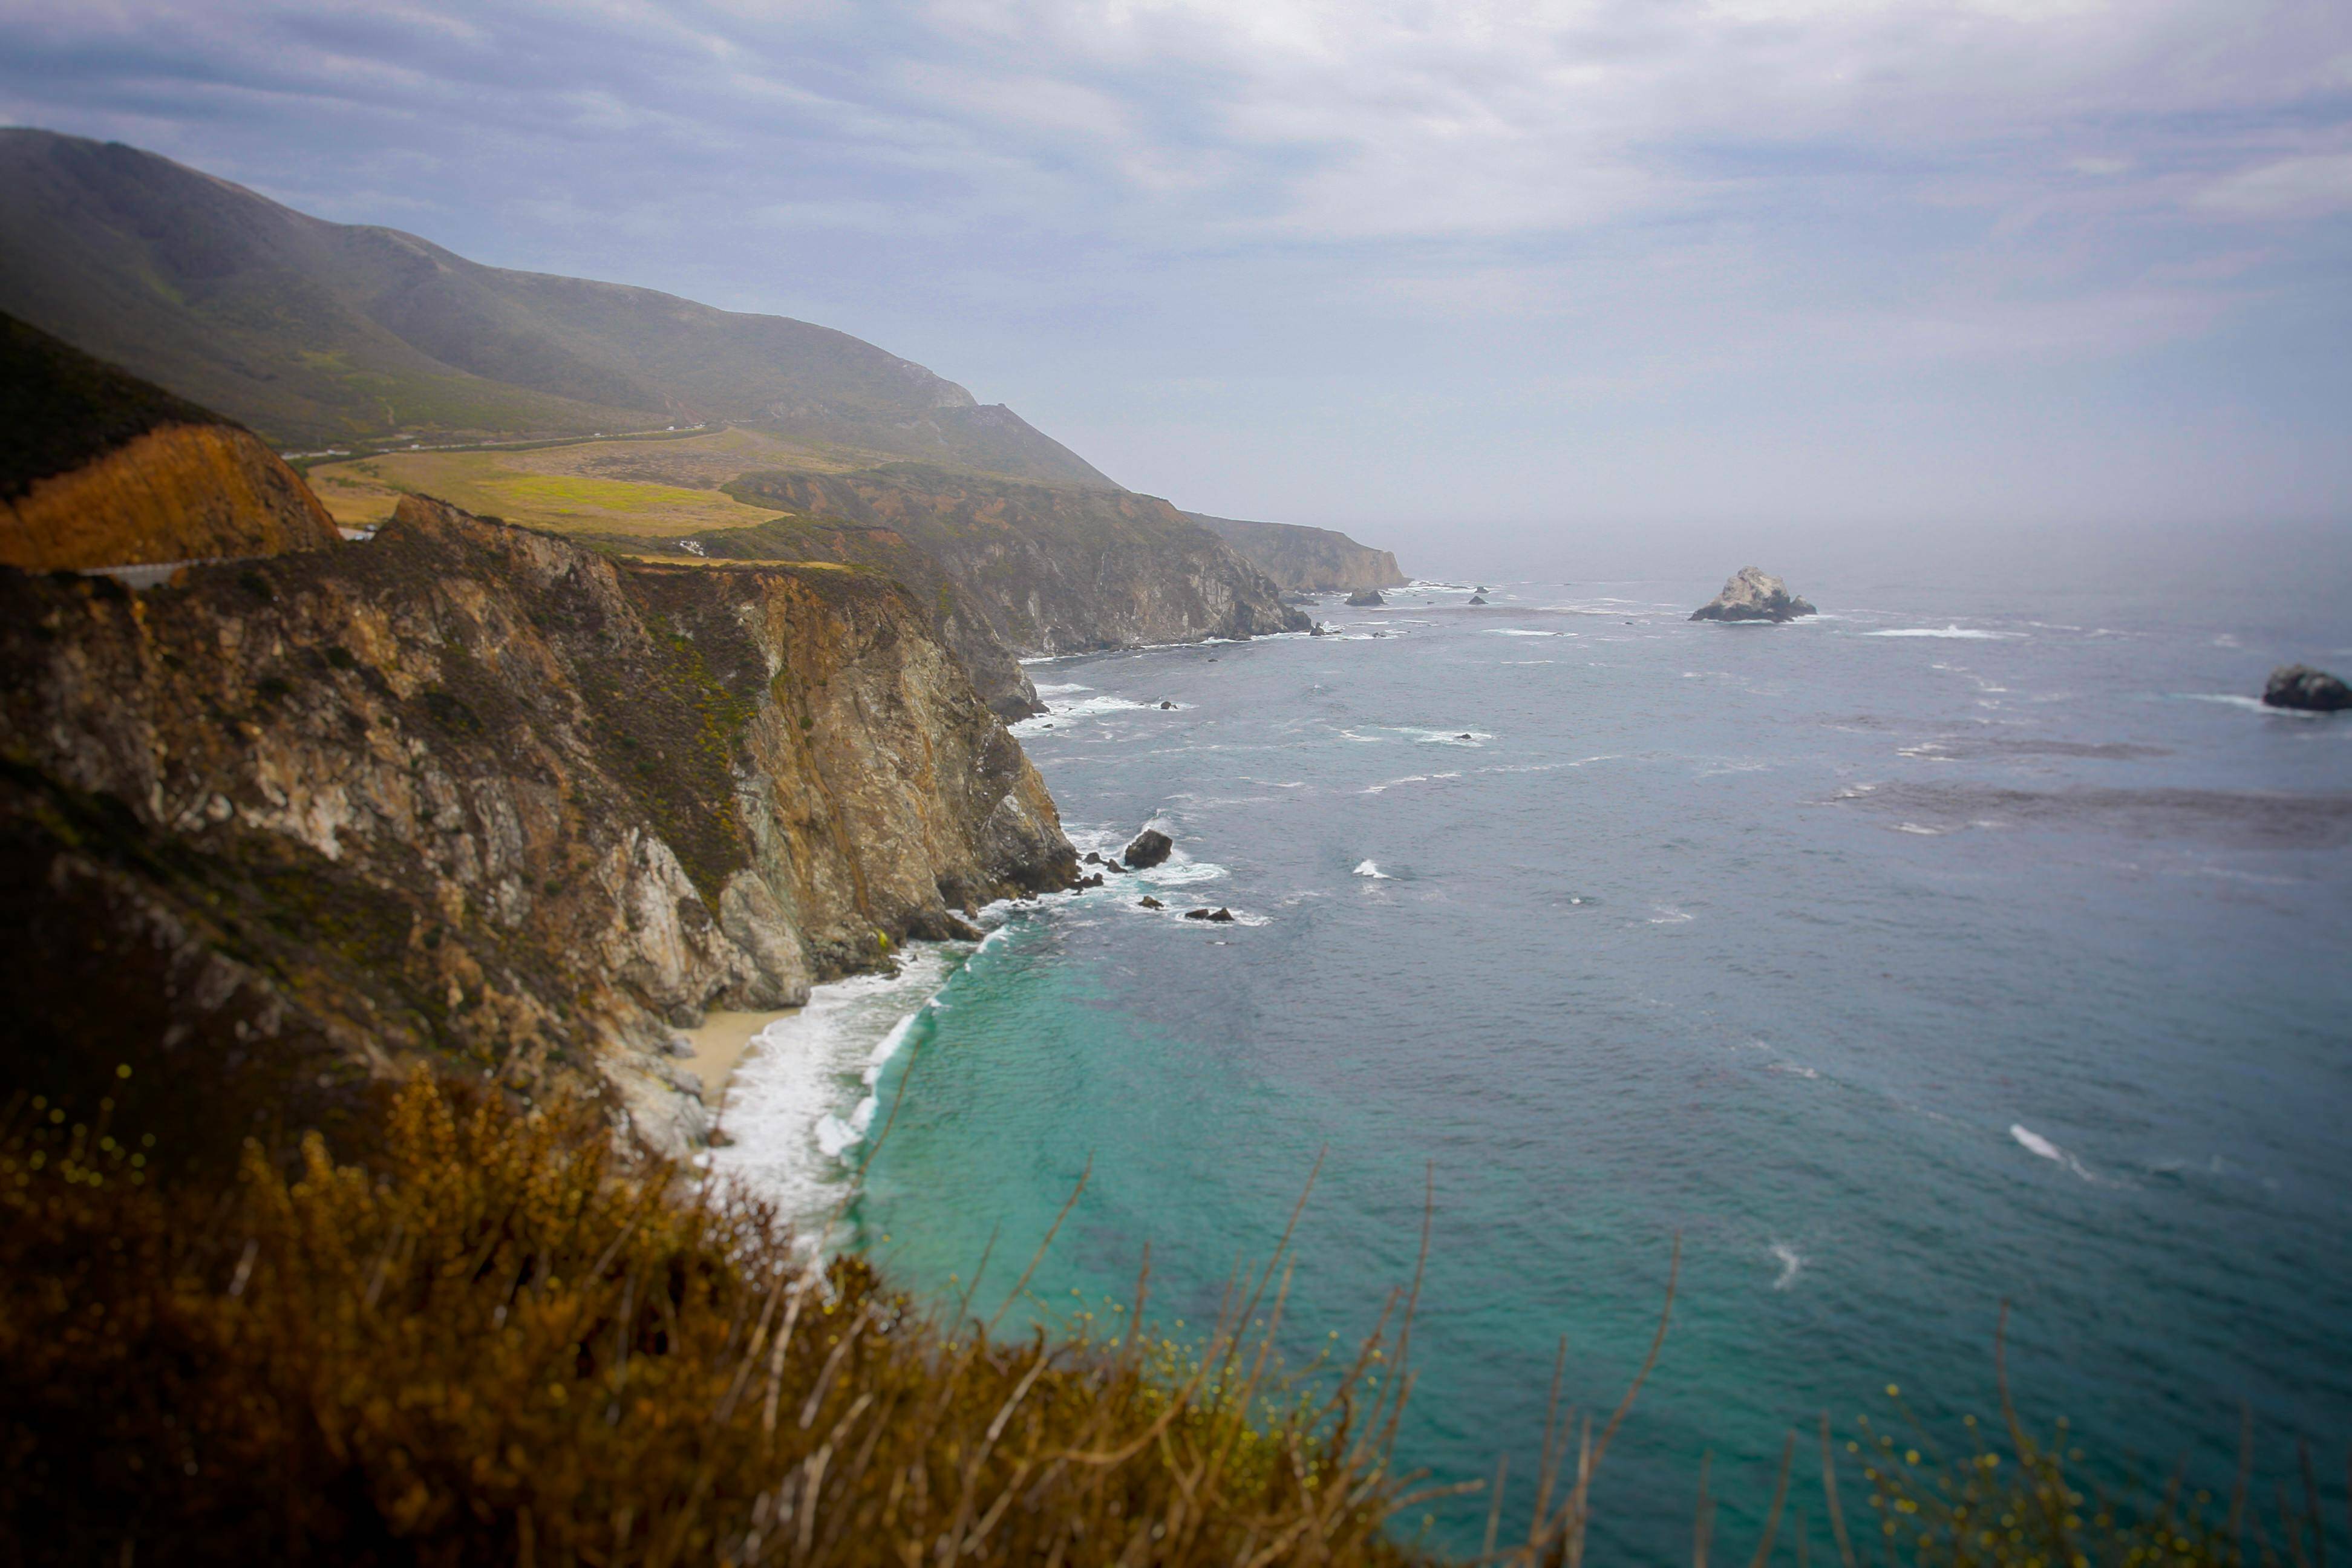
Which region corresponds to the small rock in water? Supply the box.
[1690,566,1816,624]
[1077,873,1105,889]
[1083,851,1103,864]
[1160,700,1175,710]
[1138,895,1165,909]
[1123,828,1174,869]
[1468,593,1488,605]
[2262,664,2352,712]
[1346,588,1386,607]
[1183,907,1212,920]
[1206,907,1236,923]
[1309,623,1326,637]
[1457,732,1472,739]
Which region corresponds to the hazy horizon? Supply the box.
[4,1,2348,544]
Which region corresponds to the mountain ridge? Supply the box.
[0,127,1114,488]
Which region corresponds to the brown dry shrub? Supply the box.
[0,1077,1428,1567]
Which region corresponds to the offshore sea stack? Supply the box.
[1346,588,1386,607]
[1122,828,1175,869]
[2261,665,2352,712]
[1690,567,1816,623]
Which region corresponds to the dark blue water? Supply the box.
[770,553,2352,1558]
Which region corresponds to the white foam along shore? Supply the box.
[704,825,1245,1244]
[705,938,983,1247]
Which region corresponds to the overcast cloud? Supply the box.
[4,0,2348,561]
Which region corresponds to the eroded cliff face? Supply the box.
[0,422,340,569]
[717,465,1310,673]
[0,497,1072,1154]
[1186,513,1408,594]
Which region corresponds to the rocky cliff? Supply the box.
[633,465,1310,710]
[0,496,1073,1155]
[1186,512,1408,593]
[0,311,339,570]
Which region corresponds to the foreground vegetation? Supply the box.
[1,1072,2339,1566]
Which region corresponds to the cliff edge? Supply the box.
[0,311,339,569]
[0,496,1073,1154]
[1186,512,1408,593]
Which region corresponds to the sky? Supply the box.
[4,0,2350,564]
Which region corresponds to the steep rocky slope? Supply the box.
[714,465,1308,667]
[1187,512,1408,593]
[0,311,338,569]
[0,497,1073,1154]
[0,128,1109,484]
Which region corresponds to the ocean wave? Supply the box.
[1009,693,1169,737]
[1865,626,2019,640]
[708,944,969,1246]
[2176,693,2330,718]
[2010,1123,2112,1184]
[1479,629,1563,638]
[1892,822,1945,835]
[1769,1241,1806,1290]
[1353,860,1393,878]
[1031,681,1091,696]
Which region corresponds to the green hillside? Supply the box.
[0,129,1115,488]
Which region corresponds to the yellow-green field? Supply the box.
[305,426,881,538]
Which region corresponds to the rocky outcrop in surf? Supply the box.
[1346,588,1386,607]
[1123,828,1174,869]
[1690,567,1816,623]
[0,495,1073,1156]
[2262,665,2352,712]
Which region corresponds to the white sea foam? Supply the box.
[1032,682,1091,696]
[709,943,969,1246]
[1892,823,1945,835]
[1648,906,1693,924]
[1480,629,1561,638]
[2178,693,2324,717]
[2010,1123,2104,1184]
[1009,693,1162,736]
[1353,860,1392,878]
[1769,1241,1806,1290]
[1866,626,2017,640]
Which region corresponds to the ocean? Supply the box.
[712,541,2352,1559]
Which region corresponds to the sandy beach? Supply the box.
[679,1008,798,1109]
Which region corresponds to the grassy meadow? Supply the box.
[304,427,885,538]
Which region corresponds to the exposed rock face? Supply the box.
[1690,567,1816,623]
[1468,593,1488,605]
[1185,512,1408,593]
[1346,589,1386,607]
[0,496,1073,1155]
[725,466,1307,646]
[0,311,339,570]
[2262,665,2352,712]
[1123,828,1174,869]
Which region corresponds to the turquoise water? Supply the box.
[737,551,2352,1558]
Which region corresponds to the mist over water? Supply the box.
[725,535,2352,1558]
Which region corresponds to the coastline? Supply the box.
[680,1008,798,1111]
